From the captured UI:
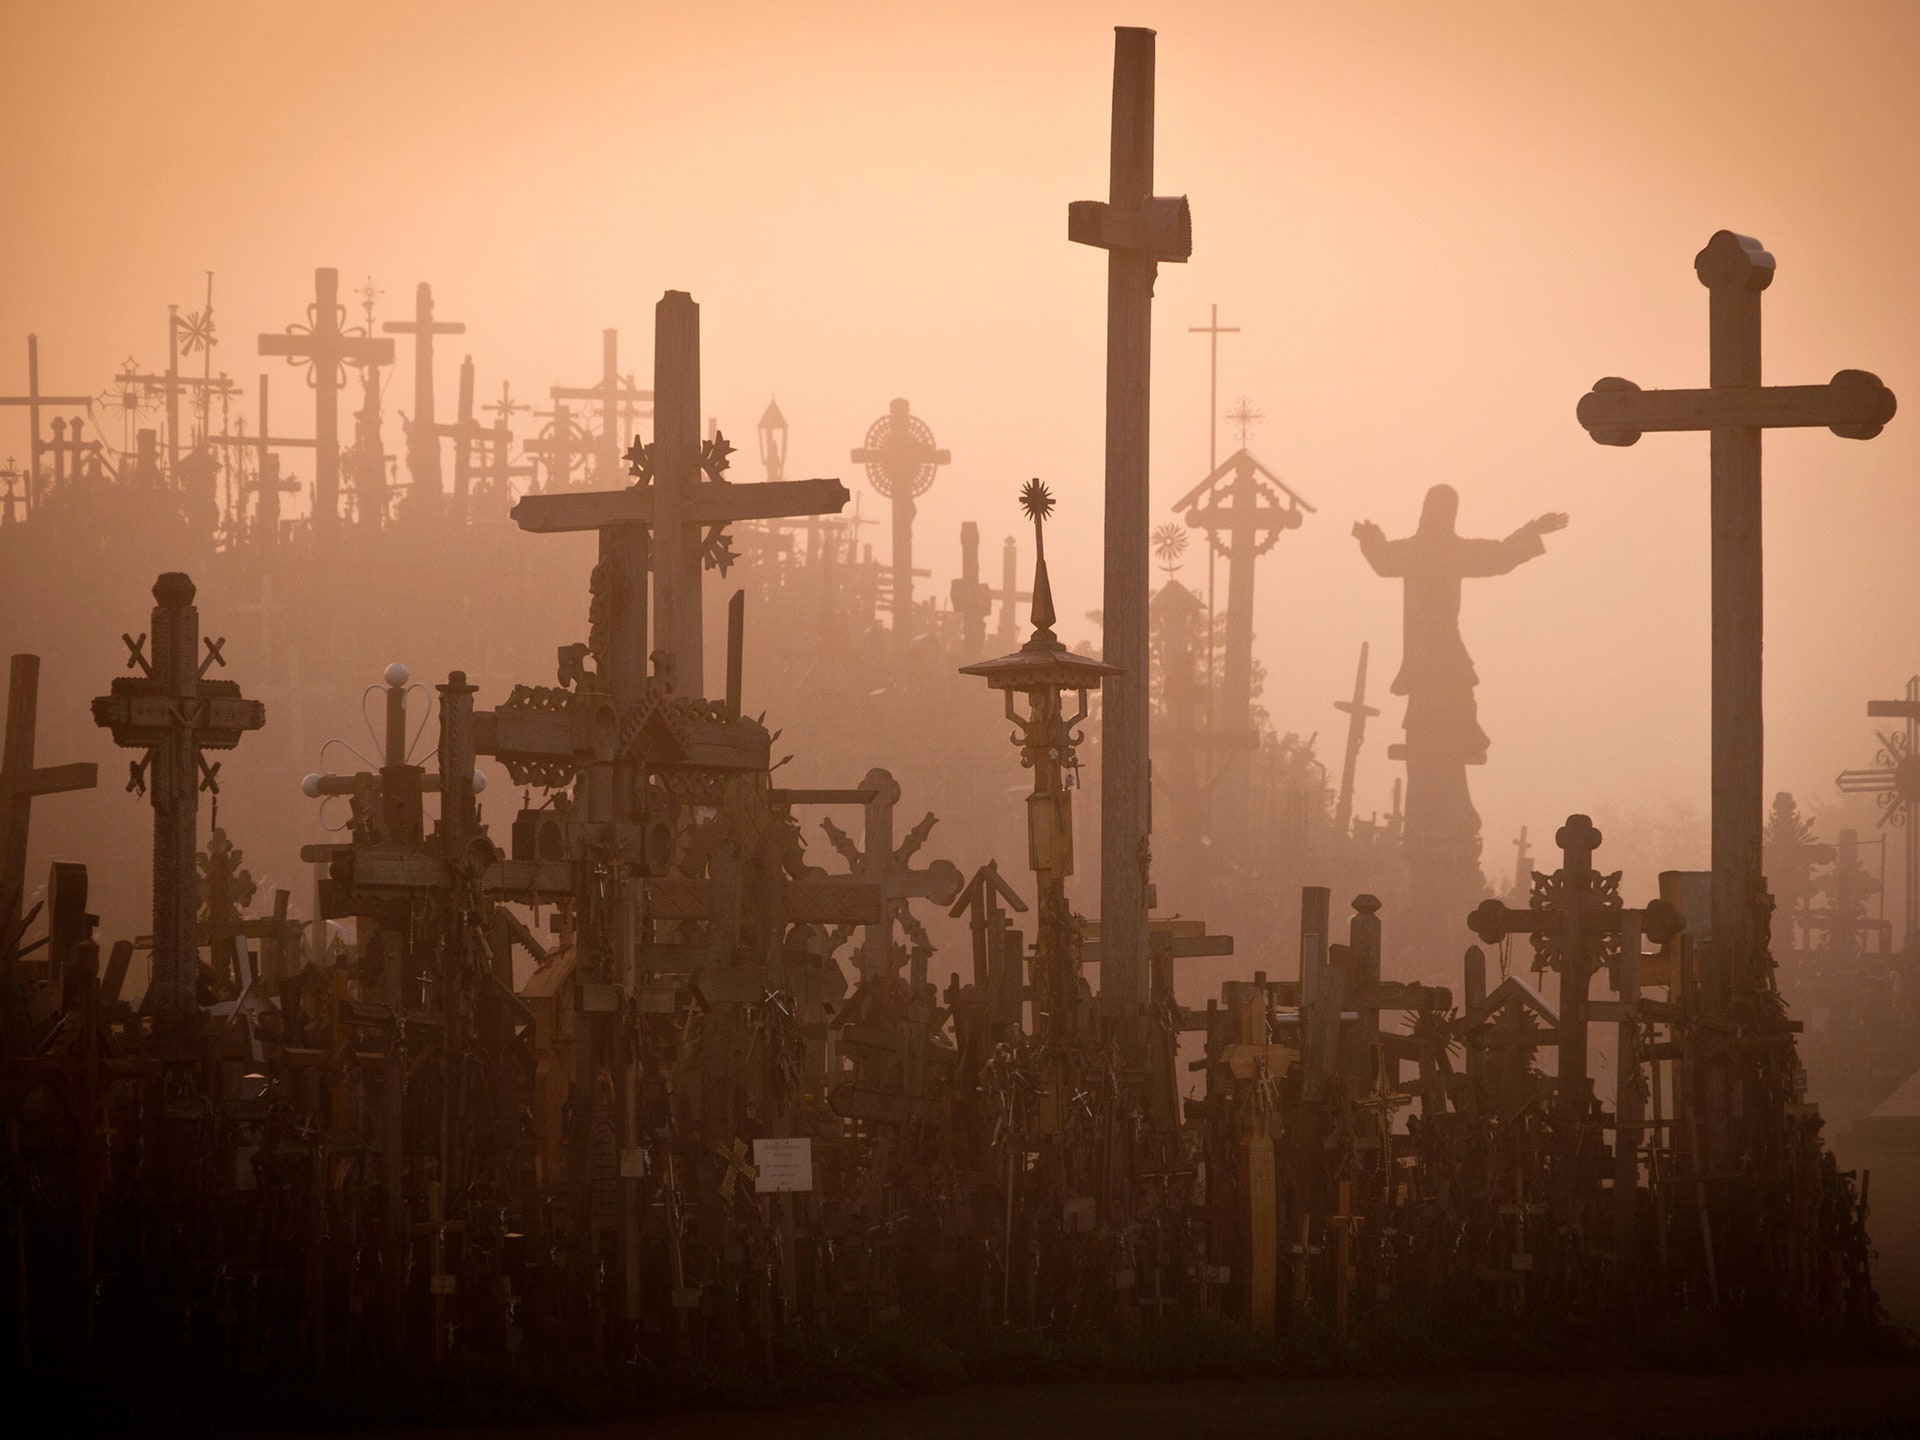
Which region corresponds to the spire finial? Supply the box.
[1019,479,1057,640]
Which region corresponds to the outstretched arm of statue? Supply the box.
[1352,519,1405,576]
[1524,512,1569,538]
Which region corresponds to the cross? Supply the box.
[209,373,312,541]
[1188,303,1239,472]
[259,267,395,530]
[950,521,992,660]
[947,860,1029,1034]
[434,355,492,521]
[1468,814,1681,1207]
[512,290,850,699]
[91,573,266,1058]
[522,401,584,492]
[1223,394,1263,450]
[1332,640,1378,839]
[383,281,465,515]
[0,336,92,505]
[1,654,99,947]
[989,535,1033,650]
[1070,25,1192,1054]
[818,766,963,991]
[1352,1043,1411,1203]
[481,380,533,505]
[45,415,106,489]
[1171,448,1311,796]
[103,356,158,454]
[1837,675,1920,950]
[851,398,949,646]
[551,329,653,488]
[713,1137,758,1201]
[1576,231,1896,1025]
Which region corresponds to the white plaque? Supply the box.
[752,1137,814,1193]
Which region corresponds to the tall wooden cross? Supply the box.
[0,335,92,506]
[950,521,992,660]
[1468,814,1680,1208]
[851,398,948,646]
[1070,26,1192,1047]
[1332,641,1378,840]
[1577,232,1896,1017]
[512,290,850,700]
[990,535,1032,650]
[209,373,313,541]
[1,655,98,947]
[1836,675,1920,950]
[91,573,266,1058]
[434,356,491,521]
[1188,303,1239,472]
[383,281,464,514]
[552,329,652,488]
[259,267,395,530]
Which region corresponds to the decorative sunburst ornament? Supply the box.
[1152,521,1188,577]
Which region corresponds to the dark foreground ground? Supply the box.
[312,1360,1920,1440]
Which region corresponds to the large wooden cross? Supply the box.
[1,654,98,947]
[990,535,1032,650]
[552,329,652,488]
[259,267,395,530]
[1070,25,1192,1048]
[209,373,313,542]
[0,335,91,506]
[92,573,265,1058]
[512,290,849,699]
[1331,642,1378,840]
[851,398,948,645]
[1468,814,1680,1207]
[1576,231,1895,1015]
[383,280,464,512]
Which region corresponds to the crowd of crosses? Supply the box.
[0,26,1900,1394]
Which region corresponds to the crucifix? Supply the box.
[1070,25,1192,1053]
[209,373,313,542]
[259,267,395,530]
[1836,676,1920,950]
[1172,448,1310,805]
[91,574,265,1058]
[851,398,948,648]
[382,281,465,515]
[2,655,99,948]
[1577,231,1895,1027]
[989,535,1032,650]
[0,335,92,507]
[512,289,851,701]
[552,329,653,488]
[1468,814,1680,1210]
[1331,641,1378,840]
[1188,303,1239,473]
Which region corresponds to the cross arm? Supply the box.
[9,761,97,798]
[1467,897,1558,945]
[1867,699,1920,721]
[1068,197,1193,263]
[511,477,850,534]
[0,396,92,409]
[1577,370,1896,446]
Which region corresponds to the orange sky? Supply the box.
[4,0,1918,891]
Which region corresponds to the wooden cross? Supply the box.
[1467,814,1680,1206]
[1188,303,1240,472]
[434,355,491,520]
[1331,641,1378,839]
[522,400,584,493]
[851,398,948,645]
[382,281,465,513]
[91,573,265,1058]
[989,536,1032,650]
[1070,26,1192,1053]
[948,859,1029,1033]
[45,416,107,489]
[482,380,534,503]
[820,766,963,991]
[1,655,98,946]
[1836,676,1920,950]
[0,335,92,504]
[1575,231,1896,1019]
[950,521,992,660]
[551,328,652,488]
[259,267,395,530]
[512,290,850,698]
[713,1137,758,1200]
[209,373,312,541]
[1352,1043,1411,1202]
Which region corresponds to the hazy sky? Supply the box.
[4,0,1917,886]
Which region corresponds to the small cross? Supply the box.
[1223,395,1263,451]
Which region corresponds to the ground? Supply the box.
[327,1360,1920,1440]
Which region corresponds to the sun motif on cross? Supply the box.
[1152,521,1188,576]
[1018,477,1054,525]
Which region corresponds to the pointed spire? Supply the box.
[1019,478,1057,641]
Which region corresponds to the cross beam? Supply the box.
[1071,27,1191,1055]
[259,267,395,530]
[1575,231,1896,1020]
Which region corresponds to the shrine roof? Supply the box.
[960,637,1119,692]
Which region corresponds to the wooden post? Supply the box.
[1614,910,1643,1252]
[653,292,703,691]
[1071,26,1192,1060]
